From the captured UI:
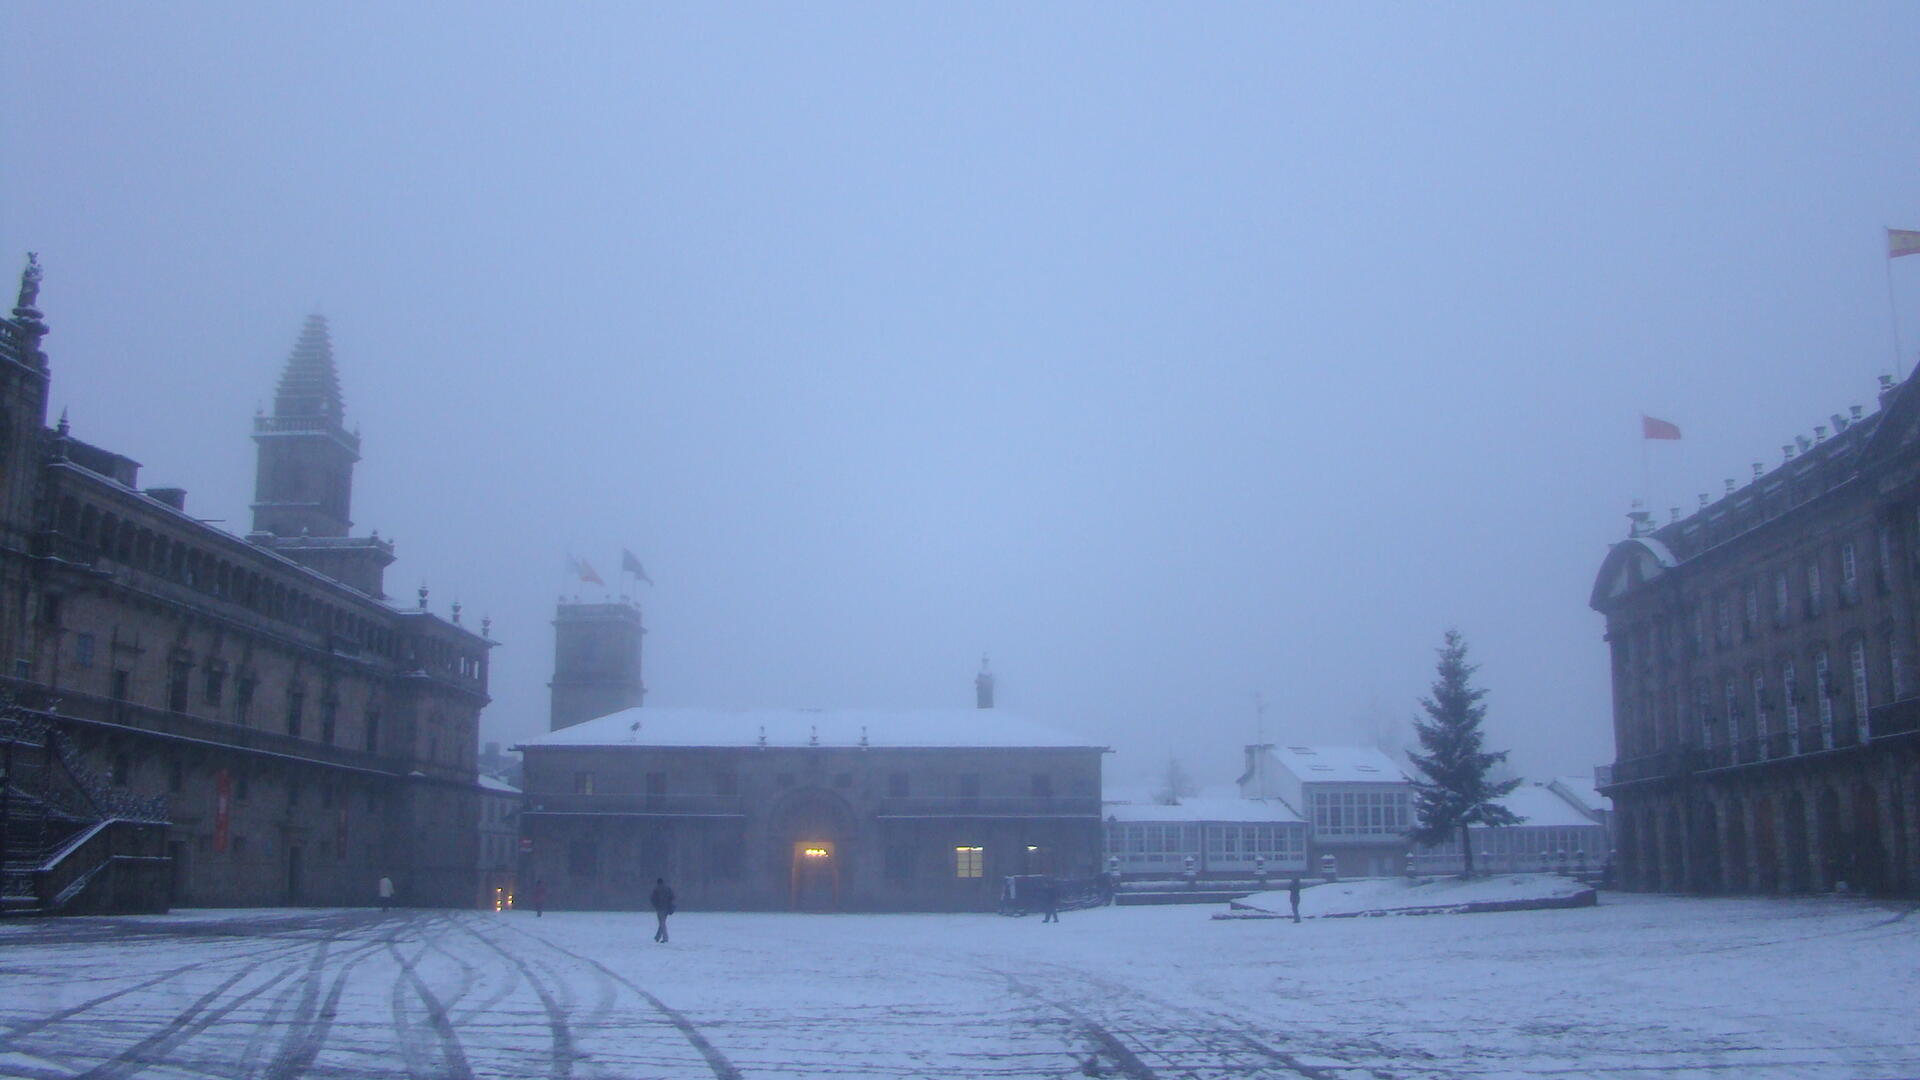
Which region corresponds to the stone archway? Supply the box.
[1723,795,1749,894]
[1851,782,1885,894]
[1783,789,1812,893]
[765,788,859,911]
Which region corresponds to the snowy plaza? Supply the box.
[0,892,1914,1080]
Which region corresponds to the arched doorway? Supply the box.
[1851,783,1885,894]
[767,789,857,911]
[1784,790,1812,892]
[1723,796,1748,894]
[1751,793,1779,894]
[1817,787,1845,890]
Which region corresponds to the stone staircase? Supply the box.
[1,706,170,916]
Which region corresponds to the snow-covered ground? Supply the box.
[1235,873,1592,917]
[0,893,1914,1079]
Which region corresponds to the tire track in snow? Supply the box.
[999,973,1159,1080]
[388,927,475,1080]
[260,912,411,1080]
[489,918,742,1080]
[73,964,295,1080]
[453,919,577,1080]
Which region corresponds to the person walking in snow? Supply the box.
[377,875,394,912]
[650,877,675,943]
[1288,877,1302,923]
[530,879,548,918]
[1040,878,1061,923]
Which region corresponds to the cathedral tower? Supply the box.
[252,315,358,538]
[549,599,646,730]
[247,316,393,596]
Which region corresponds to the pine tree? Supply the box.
[1407,630,1521,877]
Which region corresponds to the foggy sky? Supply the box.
[8,4,1920,790]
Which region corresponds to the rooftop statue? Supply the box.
[16,252,41,311]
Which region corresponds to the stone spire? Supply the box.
[273,314,345,424]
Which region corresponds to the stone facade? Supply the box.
[515,708,1105,912]
[0,268,497,909]
[548,601,645,731]
[1591,377,1920,896]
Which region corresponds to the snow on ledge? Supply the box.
[1225,874,1596,919]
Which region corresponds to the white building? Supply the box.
[1103,792,1308,880]
[1238,744,1414,877]
[1410,781,1610,875]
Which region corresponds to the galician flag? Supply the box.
[1890,229,1920,259]
[1641,415,1682,440]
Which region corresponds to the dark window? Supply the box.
[39,594,60,627]
[365,711,380,753]
[287,689,304,738]
[646,772,667,795]
[111,753,131,786]
[714,771,737,796]
[236,677,255,725]
[203,665,224,706]
[833,772,853,789]
[14,659,30,680]
[959,774,981,798]
[1031,773,1053,798]
[111,669,130,700]
[168,661,190,713]
[74,632,95,669]
[568,840,598,879]
[168,760,184,793]
[885,845,913,881]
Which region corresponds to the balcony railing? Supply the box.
[1606,698,1920,789]
[875,795,1101,817]
[1,677,407,775]
[526,792,744,816]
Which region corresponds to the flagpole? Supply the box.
[1886,230,1905,380]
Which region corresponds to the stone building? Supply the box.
[1591,374,1920,896]
[1238,744,1413,877]
[0,260,496,910]
[515,705,1106,912]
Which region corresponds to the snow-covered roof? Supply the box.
[1549,775,1611,814]
[477,774,521,794]
[1267,745,1408,784]
[1105,796,1304,824]
[1480,784,1603,829]
[516,707,1102,750]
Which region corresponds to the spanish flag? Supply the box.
[1890,228,1920,259]
[1641,415,1682,440]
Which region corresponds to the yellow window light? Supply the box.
[802,847,831,858]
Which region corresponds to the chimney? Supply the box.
[1698,493,1710,509]
[975,655,995,709]
[1751,463,1763,482]
[1724,479,1736,496]
[1880,374,1896,400]
[1851,405,1864,421]
[1627,505,1652,537]
[1669,506,1680,522]
[144,487,187,512]
[1783,444,1795,462]
[1815,425,1828,444]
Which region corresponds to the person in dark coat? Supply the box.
[530,879,548,918]
[650,877,675,943]
[1288,877,1302,923]
[1040,878,1061,923]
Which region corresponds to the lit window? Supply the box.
[954,846,984,878]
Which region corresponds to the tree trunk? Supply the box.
[1460,822,1474,878]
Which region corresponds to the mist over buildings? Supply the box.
[8,4,1920,790]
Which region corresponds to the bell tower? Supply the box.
[549,599,647,730]
[251,315,358,538]
[246,315,394,597]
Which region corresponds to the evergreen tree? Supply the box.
[1407,630,1521,877]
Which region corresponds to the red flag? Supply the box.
[565,555,605,586]
[1889,228,1920,259]
[1641,415,1682,440]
